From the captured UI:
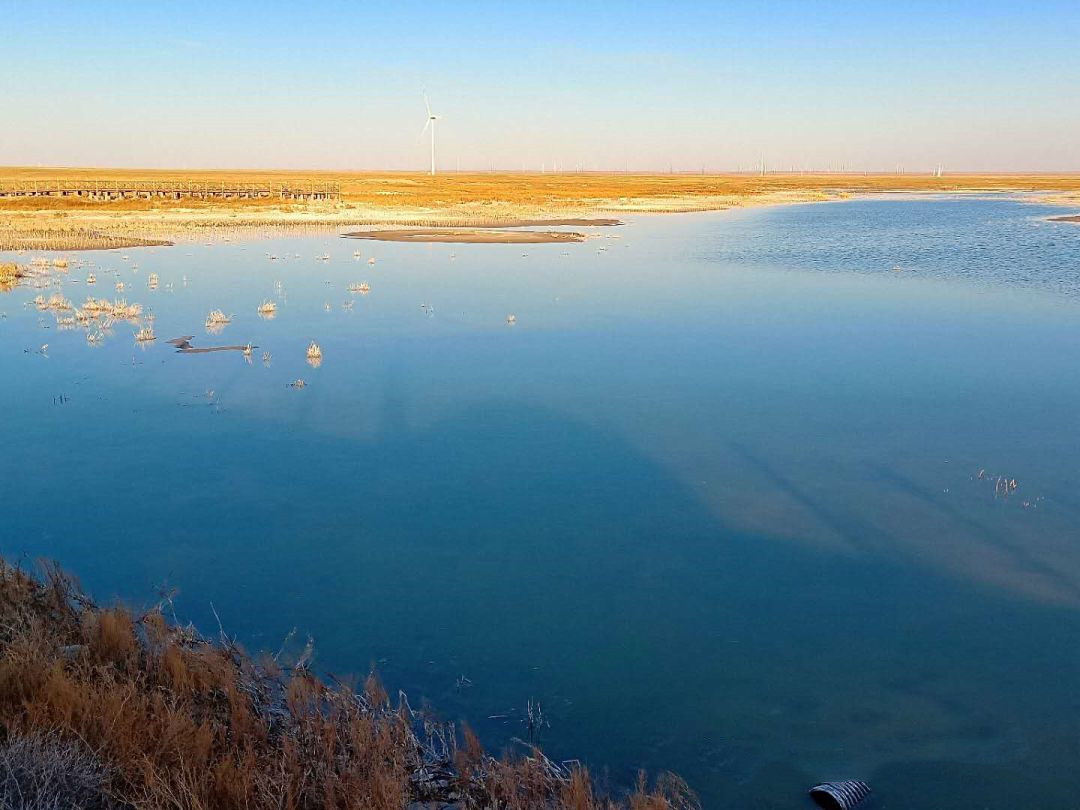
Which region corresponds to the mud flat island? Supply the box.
[343,228,587,244]
[1050,214,1080,223]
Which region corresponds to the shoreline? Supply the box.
[3,170,1080,251]
[0,191,830,252]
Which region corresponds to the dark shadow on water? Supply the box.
[866,462,1080,603]
[727,440,874,553]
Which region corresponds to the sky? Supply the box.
[2,1,1078,172]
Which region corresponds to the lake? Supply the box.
[2,194,1079,808]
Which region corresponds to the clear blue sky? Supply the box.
[2,1,1078,172]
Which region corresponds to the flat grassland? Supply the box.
[2,167,1080,250]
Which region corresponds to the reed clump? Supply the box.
[47,293,73,311]
[103,298,142,321]
[1,262,25,291]
[0,557,696,810]
[206,309,232,330]
[0,225,173,252]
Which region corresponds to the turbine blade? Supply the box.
[423,92,432,118]
[419,118,431,140]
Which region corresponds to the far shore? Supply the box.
[3,169,1080,251]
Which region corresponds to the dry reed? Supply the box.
[206,309,232,329]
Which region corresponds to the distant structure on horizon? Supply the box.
[421,94,440,176]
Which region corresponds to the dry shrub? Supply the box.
[0,558,697,810]
[0,732,115,810]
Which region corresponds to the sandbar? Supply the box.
[343,228,586,244]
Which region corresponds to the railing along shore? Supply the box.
[0,179,340,201]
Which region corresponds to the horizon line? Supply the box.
[4,165,1080,178]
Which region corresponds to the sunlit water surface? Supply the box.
[3,195,1080,809]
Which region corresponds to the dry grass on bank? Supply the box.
[5,167,1080,212]
[0,558,697,810]
[0,229,173,251]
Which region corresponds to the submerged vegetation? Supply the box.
[0,557,696,810]
[2,257,154,348]
[205,309,232,333]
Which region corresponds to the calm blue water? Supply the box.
[2,195,1080,808]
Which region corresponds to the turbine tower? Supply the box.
[421,94,439,176]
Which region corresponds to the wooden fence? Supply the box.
[0,179,340,201]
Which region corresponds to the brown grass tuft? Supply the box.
[0,262,24,292]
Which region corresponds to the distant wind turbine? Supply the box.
[421,93,439,176]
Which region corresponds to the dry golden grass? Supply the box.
[5,166,1080,209]
[0,557,697,810]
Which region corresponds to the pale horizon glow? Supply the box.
[2,1,1078,173]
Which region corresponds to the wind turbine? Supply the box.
[421,93,439,176]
